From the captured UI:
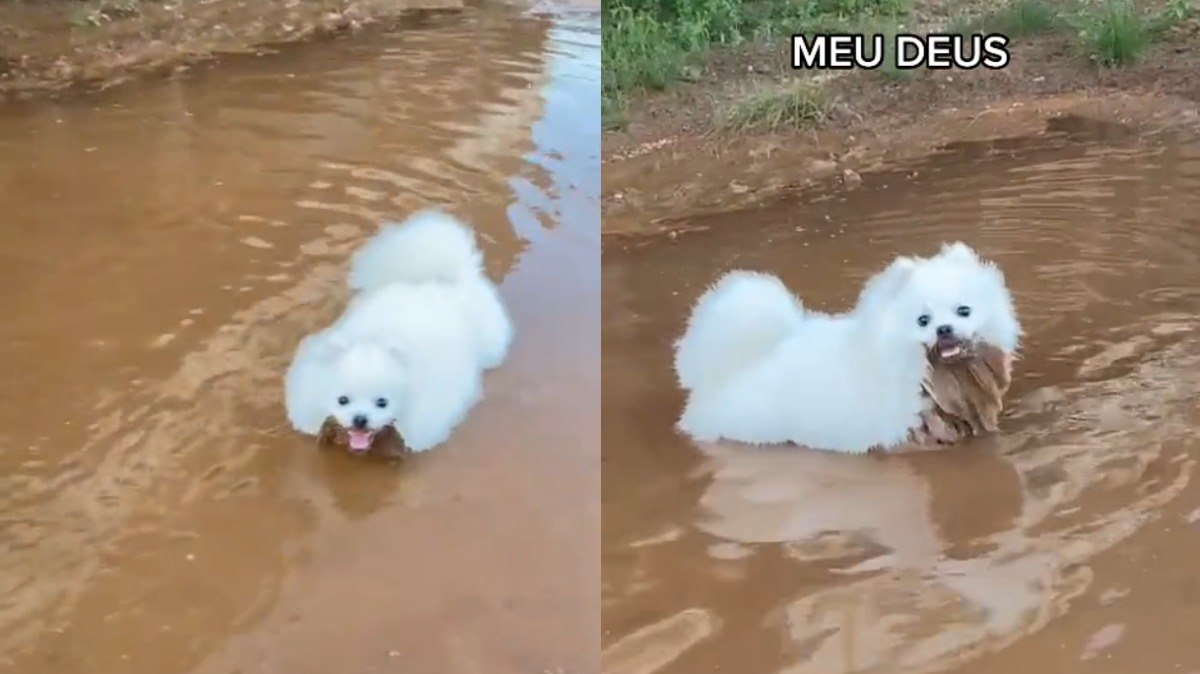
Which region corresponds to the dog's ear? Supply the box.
[856,255,916,309]
[890,255,917,274]
[939,241,978,263]
[875,255,916,293]
[306,333,351,364]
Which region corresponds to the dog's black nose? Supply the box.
[936,324,954,337]
[351,414,369,429]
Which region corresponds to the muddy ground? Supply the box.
[601,4,1200,233]
[0,0,449,97]
[0,0,602,98]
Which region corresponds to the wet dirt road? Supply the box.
[602,117,1200,674]
[0,4,598,674]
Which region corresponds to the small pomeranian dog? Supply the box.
[674,242,1020,453]
[284,211,513,454]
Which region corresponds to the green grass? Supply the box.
[1000,0,1059,35]
[1061,0,1196,66]
[872,20,912,80]
[718,82,828,131]
[602,0,907,115]
[955,0,1195,69]
[1140,0,1195,39]
[604,0,1198,133]
[602,97,627,131]
[1083,0,1149,65]
[602,6,687,96]
[1160,0,1197,25]
[950,0,1057,37]
[69,0,140,28]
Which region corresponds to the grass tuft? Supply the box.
[1146,0,1198,35]
[602,6,685,97]
[719,82,828,131]
[602,99,627,131]
[1085,0,1148,66]
[951,0,1057,37]
[1001,0,1058,36]
[871,20,913,80]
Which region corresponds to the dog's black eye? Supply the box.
[337,396,349,406]
[956,305,971,317]
[375,398,388,409]
[917,314,931,327]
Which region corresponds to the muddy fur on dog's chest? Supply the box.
[317,418,411,457]
[910,343,1013,447]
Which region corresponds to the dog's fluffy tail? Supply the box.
[348,210,484,292]
[674,271,803,393]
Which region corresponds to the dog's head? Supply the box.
[318,340,408,453]
[858,242,1021,362]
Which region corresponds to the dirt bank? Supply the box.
[601,4,1200,234]
[0,0,471,98]
[0,0,599,99]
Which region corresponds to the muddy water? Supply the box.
[602,118,1200,674]
[0,5,598,674]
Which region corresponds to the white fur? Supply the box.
[674,241,1020,453]
[284,210,513,452]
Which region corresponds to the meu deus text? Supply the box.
[792,33,1011,70]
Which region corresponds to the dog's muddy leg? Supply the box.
[317,419,337,446]
[375,426,412,459]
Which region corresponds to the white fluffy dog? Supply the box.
[285,211,513,453]
[674,242,1020,453]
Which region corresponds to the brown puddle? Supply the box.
[602,117,1200,674]
[0,4,598,674]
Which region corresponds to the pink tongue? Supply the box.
[347,430,374,452]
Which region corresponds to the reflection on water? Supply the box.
[0,4,598,674]
[601,120,1200,674]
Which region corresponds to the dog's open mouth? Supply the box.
[346,429,377,453]
[933,335,971,362]
[318,418,409,456]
